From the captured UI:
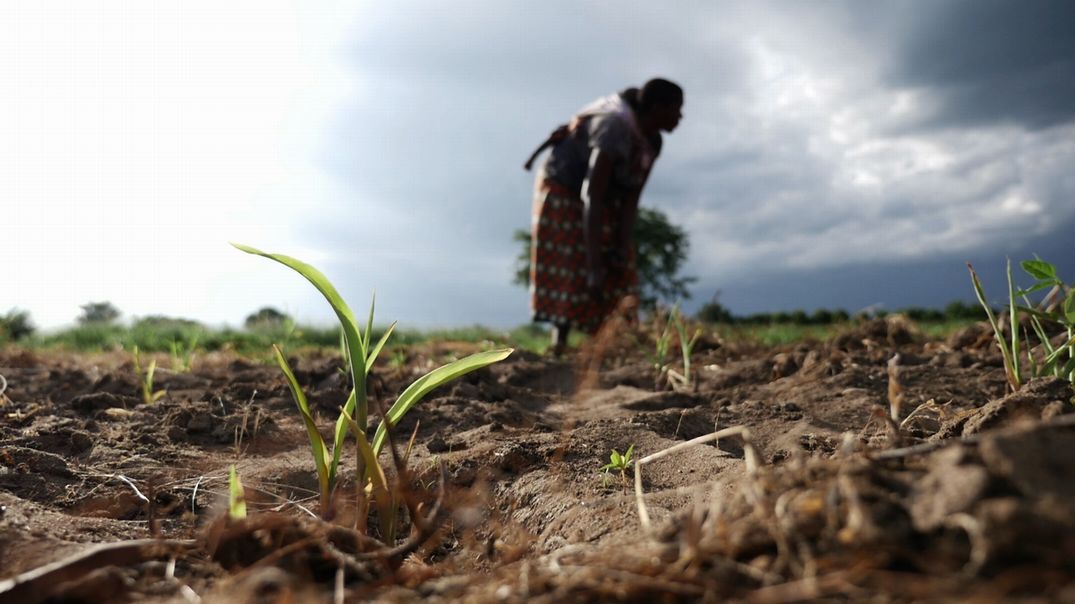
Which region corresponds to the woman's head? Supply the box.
[639,78,683,132]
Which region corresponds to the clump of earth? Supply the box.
[1,317,1073,602]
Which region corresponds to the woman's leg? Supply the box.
[551,322,570,356]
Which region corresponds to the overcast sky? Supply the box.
[4,1,1073,330]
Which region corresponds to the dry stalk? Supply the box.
[227,535,322,575]
[114,474,151,504]
[945,513,987,576]
[635,425,759,531]
[873,413,1075,461]
[746,569,866,602]
[837,431,858,458]
[554,564,706,597]
[545,543,590,573]
[899,398,941,431]
[771,491,808,578]
[672,409,688,439]
[334,565,345,604]
[879,408,902,448]
[179,585,200,603]
[191,475,204,514]
[705,479,727,526]
[887,353,903,422]
[371,398,450,565]
[858,407,902,449]
[0,539,194,603]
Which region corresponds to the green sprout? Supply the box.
[342,414,422,542]
[650,311,674,378]
[132,345,165,405]
[968,259,1022,391]
[169,335,199,373]
[388,347,408,372]
[234,243,512,522]
[666,307,702,392]
[1015,258,1075,384]
[600,444,635,489]
[969,258,1075,392]
[228,465,247,520]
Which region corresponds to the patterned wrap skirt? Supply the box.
[530,180,638,334]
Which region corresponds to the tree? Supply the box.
[513,207,695,309]
[134,315,203,330]
[0,308,35,341]
[245,307,292,330]
[696,292,735,324]
[131,315,205,350]
[944,300,986,320]
[811,308,834,325]
[78,301,121,325]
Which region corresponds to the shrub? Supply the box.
[77,301,121,325]
[0,309,35,341]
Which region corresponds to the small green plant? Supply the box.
[600,444,635,489]
[667,307,702,392]
[651,312,674,373]
[228,465,247,520]
[132,345,165,404]
[968,259,1023,391]
[169,335,199,373]
[388,347,408,372]
[969,258,1075,392]
[235,243,512,523]
[1016,258,1075,383]
[342,414,423,542]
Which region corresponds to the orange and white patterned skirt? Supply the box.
[529,181,638,334]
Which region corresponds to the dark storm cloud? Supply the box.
[881,0,1075,130]
[293,1,1074,327]
[305,1,750,295]
[713,211,1075,318]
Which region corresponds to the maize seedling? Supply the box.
[235,243,512,523]
[600,444,635,490]
[227,465,247,520]
[132,346,165,405]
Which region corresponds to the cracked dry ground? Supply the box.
[1,317,1074,602]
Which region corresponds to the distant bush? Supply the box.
[944,300,987,320]
[128,316,206,350]
[902,307,943,322]
[55,323,127,350]
[133,315,203,330]
[698,300,983,326]
[695,296,734,324]
[810,308,834,325]
[78,301,121,325]
[245,307,292,330]
[28,318,339,354]
[737,312,771,325]
[771,311,792,324]
[0,308,35,341]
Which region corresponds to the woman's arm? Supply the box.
[618,171,649,265]
[582,148,614,296]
